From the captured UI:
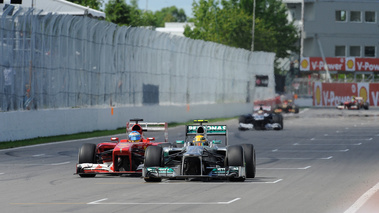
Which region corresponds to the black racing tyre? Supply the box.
[294,106,299,113]
[144,177,162,182]
[144,146,163,167]
[272,113,283,130]
[78,143,96,163]
[280,114,284,130]
[238,115,248,123]
[363,102,369,110]
[144,146,163,182]
[78,143,96,178]
[226,145,244,166]
[227,145,245,182]
[242,144,256,178]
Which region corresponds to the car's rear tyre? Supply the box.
[272,113,283,130]
[363,102,369,110]
[294,106,299,113]
[78,143,96,177]
[242,144,256,178]
[144,146,163,182]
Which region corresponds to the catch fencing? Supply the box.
[0,6,275,112]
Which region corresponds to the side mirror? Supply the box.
[111,137,119,142]
[176,140,185,144]
[147,137,155,141]
[212,140,222,144]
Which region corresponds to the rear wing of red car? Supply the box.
[254,105,271,112]
[185,120,228,145]
[126,119,168,142]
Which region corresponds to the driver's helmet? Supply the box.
[193,135,206,146]
[129,131,141,142]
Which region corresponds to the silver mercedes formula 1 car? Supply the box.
[143,120,256,182]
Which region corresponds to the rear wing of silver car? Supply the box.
[126,119,168,142]
[185,120,228,145]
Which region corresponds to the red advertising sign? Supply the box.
[320,83,356,106]
[301,57,379,72]
[369,83,379,106]
[313,82,379,106]
[355,58,379,72]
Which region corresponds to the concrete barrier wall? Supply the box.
[0,103,252,142]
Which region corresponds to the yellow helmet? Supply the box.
[193,135,206,146]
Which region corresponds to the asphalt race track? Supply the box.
[1,108,379,213]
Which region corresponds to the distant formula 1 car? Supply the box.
[75,119,173,177]
[239,106,283,130]
[143,120,256,182]
[337,97,369,110]
[274,99,299,113]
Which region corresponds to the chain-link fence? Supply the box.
[0,7,275,112]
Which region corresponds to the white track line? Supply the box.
[51,161,70,166]
[88,198,241,205]
[293,143,362,146]
[259,166,311,170]
[344,182,379,213]
[310,138,372,141]
[155,179,283,184]
[258,156,333,160]
[272,149,348,152]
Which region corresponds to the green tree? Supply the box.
[67,0,102,10]
[105,0,133,26]
[185,0,299,60]
[155,6,187,27]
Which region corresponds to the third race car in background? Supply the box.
[337,96,369,110]
[239,106,283,130]
[274,99,299,114]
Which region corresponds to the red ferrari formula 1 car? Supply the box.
[75,119,173,177]
[337,97,369,110]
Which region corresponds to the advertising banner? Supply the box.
[355,58,379,72]
[321,83,356,106]
[301,57,379,72]
[313,82,379,106]
[313,82,322,107]
[369,83,379,106]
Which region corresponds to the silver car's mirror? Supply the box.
[176,140,185,144]
[212,140,222,144]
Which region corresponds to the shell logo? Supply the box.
[359,87,368,102]
[301,59,309,69]
[347,59,354,69]
[316,85,321,105]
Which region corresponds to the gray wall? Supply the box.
[0,103,252,142]
[0,7,276,142]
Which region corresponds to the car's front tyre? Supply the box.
[144,146,163,182]
[78,143,97,177]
